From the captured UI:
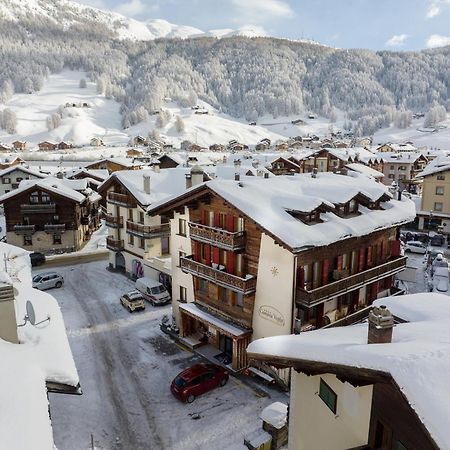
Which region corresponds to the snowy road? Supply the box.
[46,261,286,450]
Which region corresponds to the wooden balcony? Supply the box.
[44,224,66,234]
[188,222,246,251]
[13,224,35,234]
[106,237,124,252]
[107,192,136,208]
[21,203,56,213]
[105,214,123,229]
[126,220,170,239]
[296,256,408,307]
[180,255,257,295]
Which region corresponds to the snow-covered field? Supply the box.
[46,261,287,450]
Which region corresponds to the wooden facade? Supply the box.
[85,159,141,174]
[38,141,57,151]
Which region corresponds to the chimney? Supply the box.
[143,175,151,194]
[234,159,241,168]
[191,165,204,187]
[368,305,394,344]
[264,172,269,179]
[185,173,192,189]
[311,167,318,178]
[235,173,240,181]
[153,163,160,173]
[56,172,64,179]
[0,283,19,343]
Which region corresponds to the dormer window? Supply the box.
[287,209,322,225]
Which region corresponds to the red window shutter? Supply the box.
[359,248,366,271]
[226,251,234,274]
[201,210,207,225]
[205,245,211,265]
[192,241,198,260]
[212,247,219,265]
[337,255,343,271]
[297,266,304,289]
[391,240,401,257]
[322,260,329,285]
[385,276,393,289]
[226,214,235,232]
[371,281,379,302]
[367,246,372,267]
[214,212,220,227]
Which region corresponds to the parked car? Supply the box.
[432,266,449,292]
[171,363,229,403]
[430,234,446,247]
[135,277,171,306]
[29,252,46,267]
[120,290,146,312]
[32,272,64,290]
[404,241,427,254]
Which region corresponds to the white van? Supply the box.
[404,241,427,254]
[135,277,171,306]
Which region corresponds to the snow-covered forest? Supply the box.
[0,13,448,136]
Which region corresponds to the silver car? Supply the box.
[32,272,64,290]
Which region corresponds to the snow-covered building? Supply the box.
[0,165,46,196]
[0,242,79,449]
[247,294,448,450]
[147,172,415,371]
[377,142,417,153]
[98,166,208,283]
[0,178,102,253]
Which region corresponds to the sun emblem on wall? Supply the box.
[270,266,279,276]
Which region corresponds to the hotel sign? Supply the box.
[259,305,285,327]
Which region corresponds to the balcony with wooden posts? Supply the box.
[106,236,124,252]
[105,214,123,229]
[44,224,66,234]
[126,220,170,239]
[188,222,246,251]
[20,203,56,214]
[180,255,256,295]
[13,224,36,235]
[296,256,407,307]
[107,192,136,208]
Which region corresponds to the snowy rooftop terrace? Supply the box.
[0,242,79,449]
[247,293,450,449]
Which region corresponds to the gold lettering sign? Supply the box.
[258,305,285,327]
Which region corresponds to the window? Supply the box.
[220,287,229,304]
[41,192,50,203]
[128,234,134,245]
[30,191,39,203]
[5,190,10,193]
[234,291,243,308]
[161,237,170,255]
[389,165,394,170]
[388,174,395,179]
[318,378,337,414]
[436,186,444,195]
[53,234,62,245]
[139,238,145,249]
[139,211,145,224]
[434,202,443,211]
[23,235,32,246]
[198,278,208,293]
[128,209,133,220]
[178,218,187,236]
[178,251,186,267]
[398,174,406,180]
[16,177,23,183]
[179,286,187,302]
[437,174,445,181]
[399,165,407,171]
[2,177,10,184]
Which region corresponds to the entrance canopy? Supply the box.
[179,303,251,338]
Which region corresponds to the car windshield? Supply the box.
[174,376,186,388]
[151,285,166,295]
[32,275,42,283]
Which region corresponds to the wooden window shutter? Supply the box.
[226,214,235,232]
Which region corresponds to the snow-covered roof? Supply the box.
[417,155,450,178]
[247,293,450,450]
[0,242,79,449]
[84,157,139,168]
[149,172,415,252]
[379,152,424,164]
[63,167,109,181]
[260,402,288,429]
[345,163,384,179]
[379,143,417,152]
[0,177,88,204]
[0,165,46,179]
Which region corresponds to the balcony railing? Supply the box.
[126,220,170,239]
[21,203,56,213]
[180,255,257,295]
[296,256,407,307]
[106,237,124,252]
[44,224,66,233]
[105,214,124,228]
[107,192,136,208]
[188,222,246,251]
[13,224,35,234]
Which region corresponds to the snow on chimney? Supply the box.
[0,283,19,344]
[368,305,394,344]
[143,175,151,194]
[311,168,318,178]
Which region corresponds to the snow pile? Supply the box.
[260,402,288,429]
[247,293,450,450]
[0,242,79,449]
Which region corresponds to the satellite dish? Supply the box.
[26,301,36,326]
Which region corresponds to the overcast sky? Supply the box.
[74,0,450,50]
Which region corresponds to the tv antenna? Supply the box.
[18,301,51,327]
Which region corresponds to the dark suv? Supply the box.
[29,252,46,267]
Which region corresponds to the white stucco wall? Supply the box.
[289,372,373,450]
[170,208,194,325]
[252,233,295,341]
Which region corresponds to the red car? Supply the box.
[171,363,229,403]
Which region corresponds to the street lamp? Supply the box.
[428,211,433,241]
